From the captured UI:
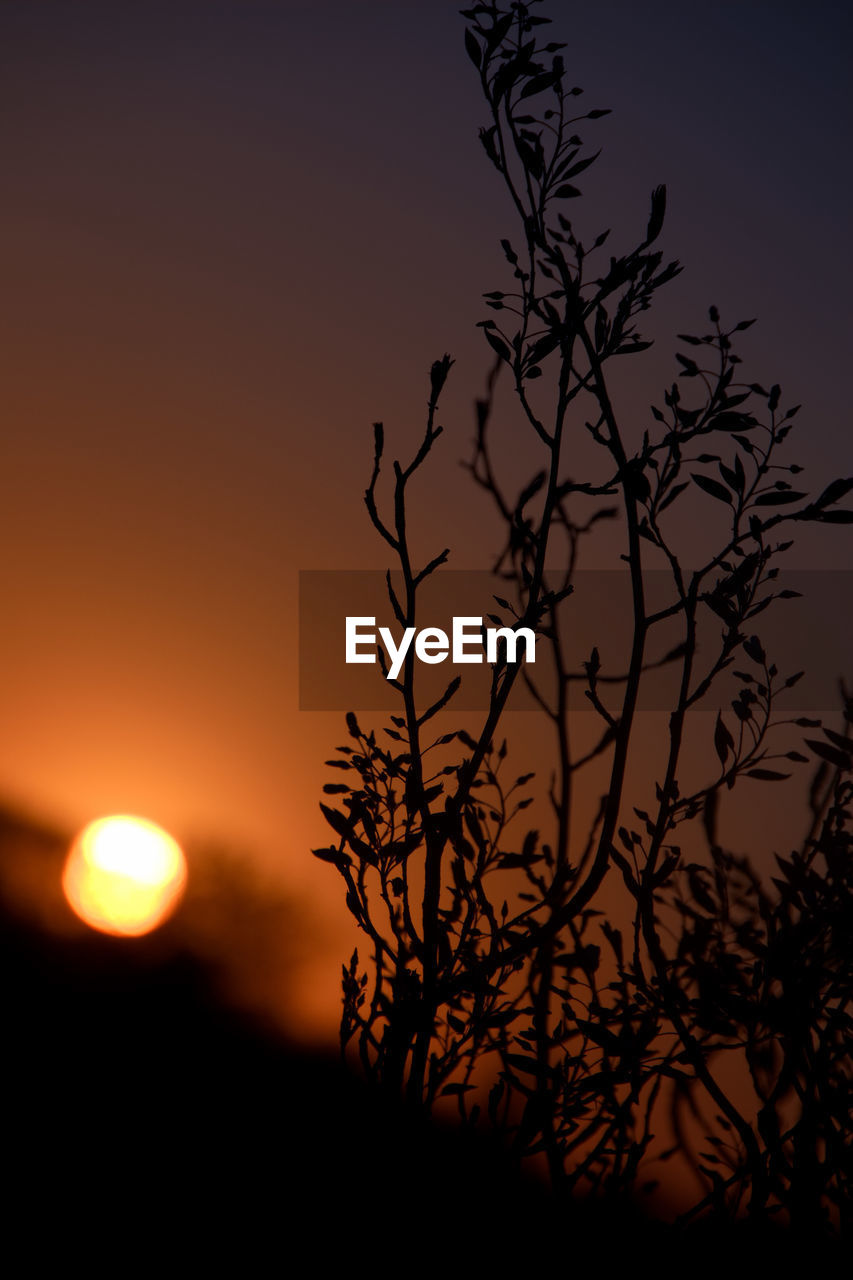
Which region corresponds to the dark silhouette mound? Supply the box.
[1,889,842,1275]
[0,892,551,1267]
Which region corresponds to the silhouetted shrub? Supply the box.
[315,0,853,1246]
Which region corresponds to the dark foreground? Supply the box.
[1,895,845,1275]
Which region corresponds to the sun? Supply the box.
[62,815,187,937]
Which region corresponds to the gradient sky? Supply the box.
[0,1,850,1033]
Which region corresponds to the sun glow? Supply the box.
[62,815,187,937]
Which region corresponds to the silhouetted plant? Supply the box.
[662,688,853,1233]
[313,0,853,1239]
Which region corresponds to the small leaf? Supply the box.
[805,738,852,770]
[346,711,362,739]
[822,726,853,753]
[818,510,853,524]
[753,490,807,506]
[505,1052,544,1076]
[657,480,690,513]
[645,184,666,244]
[692,472,733,505]
[562,150,600,180]
[320,803,352,839]
[519,70,559,99]
[312,846,351,869]
[815,477,853,509]
[714,712,734,766]
[483,328,512,361]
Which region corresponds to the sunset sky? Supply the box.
[0,1,850,1037]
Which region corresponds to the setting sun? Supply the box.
[62,815,187,937]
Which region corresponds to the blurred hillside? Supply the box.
[0,801,328,1039]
